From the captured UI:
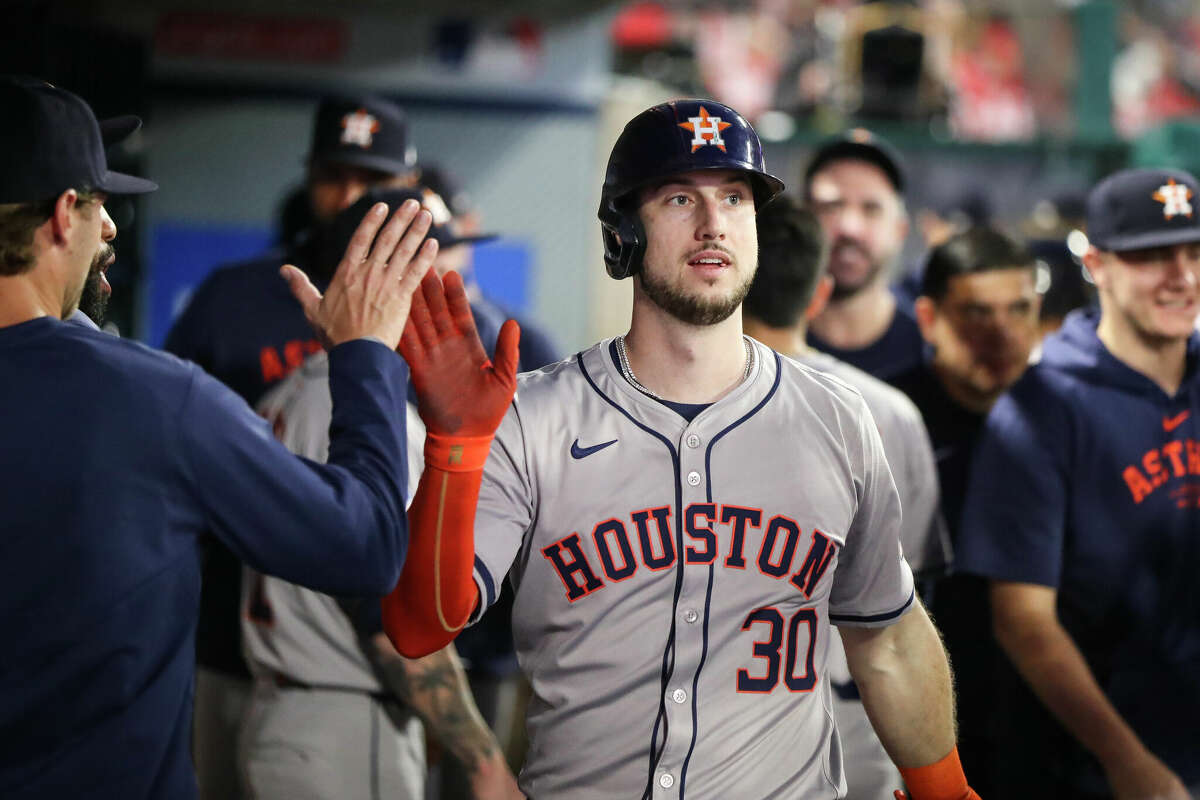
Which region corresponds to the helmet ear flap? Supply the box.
[600,198,647,280]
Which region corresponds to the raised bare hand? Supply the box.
[283,199,438,350]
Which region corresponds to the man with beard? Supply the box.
[164,93,420,800]
[959,169,1200,798]
[742,194,949,799]
[0,78,437,800]
[805,130,925,381]
[889,227,1042,797]
[377,100,977,800]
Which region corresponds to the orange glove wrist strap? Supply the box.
[898,747,974,800]
[424,432,494,472]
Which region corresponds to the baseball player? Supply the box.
[383,100,977,799]
[804,130,925,381]
[163,96,417,800]
[0,79,436,799]
[238,194,521,800]
[958,168,1200,798]
[742,193,950,799]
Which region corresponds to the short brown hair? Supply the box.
[0,189,100,276]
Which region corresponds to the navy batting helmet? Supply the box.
[598,99,785,280]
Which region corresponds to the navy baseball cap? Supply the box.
[804,128,905,194]
[308,95,417,176]
[0,78,157,203]
[1086,167,1200,252]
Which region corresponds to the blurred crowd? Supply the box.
[613,0,1200,141]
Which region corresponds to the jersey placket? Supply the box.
[653,421,713,798]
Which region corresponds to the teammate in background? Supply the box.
[383,100,977,800]
[240,192,521,800]
[888,227,1041,797]
[959,168,1200,798]
[164,94,420,800]
[804,129,925,381]
[742,194,950,799]
[0,79,434,800]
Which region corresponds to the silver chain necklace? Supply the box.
[615,335,754,401]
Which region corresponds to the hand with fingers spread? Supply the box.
[381,269,521,659]
[282,198,438,350]
[401,269,521,440]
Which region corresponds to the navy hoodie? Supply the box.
[959,308,1200,790]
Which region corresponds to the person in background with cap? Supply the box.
[957,167,1200,799]
[804,129,926,382]
[237,191,523,800]
[0,78,438,800]
[162,94,422,800]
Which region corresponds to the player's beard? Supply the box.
[638,265,753,326]
[828,236,887,301]
[77,245,114,326]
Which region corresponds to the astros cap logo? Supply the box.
[1152,178,1193,220]
[340,109,381,149]
[679,106,732,153]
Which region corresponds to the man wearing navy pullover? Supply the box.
[0,79,437,799]
[959,168,1200,798]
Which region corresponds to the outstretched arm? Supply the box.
[840,602,978,800]
[366,634,524,800]
[992,581,1188,800]
[382,270,520,657]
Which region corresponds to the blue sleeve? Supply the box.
[957,375,1070,587]
[179,339,409,596]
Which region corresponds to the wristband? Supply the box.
[424,432,494,472]
[898,747,971,800]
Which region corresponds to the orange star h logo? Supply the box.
[1152,178,1193,220]
[679,106,732,153]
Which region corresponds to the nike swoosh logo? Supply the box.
[1164,411,1191,432]
[570,438,618,459]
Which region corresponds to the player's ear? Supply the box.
[804,276,834,321]
[913,296,937,344]
[1080,246,1105,289]
[48,189,80,243]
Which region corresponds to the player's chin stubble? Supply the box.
[638,266,753,326]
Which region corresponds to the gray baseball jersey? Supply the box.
[242,351,425,691]
[238,352,425,800]
[470,337,915,800]
[797,350,949,800]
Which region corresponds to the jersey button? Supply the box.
[672,688,687,704]
[686,433,700,448]
[686,471,701,486]
[659,773,675,789]
[683,609,699,624]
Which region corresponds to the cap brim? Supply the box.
[99,115,142,149]
[312,150,416,176]
[1095,226,1200,253]
[435,232,499,248]
[95,169,157,196]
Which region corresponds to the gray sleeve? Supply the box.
[469,399,535,622]
[892,402,951,576]
[828,396,916,628]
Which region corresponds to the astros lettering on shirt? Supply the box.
[957,308,1200,787]
[469,338,914,800]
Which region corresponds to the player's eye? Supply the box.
[725,192,744,205]
[667,194,690,206]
